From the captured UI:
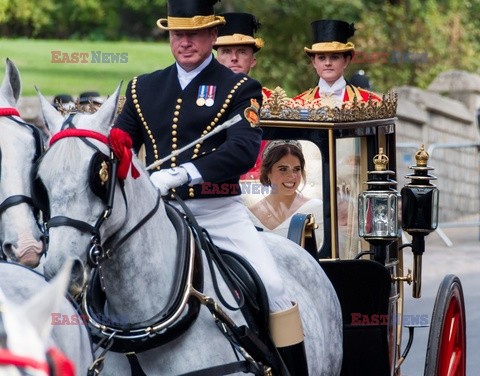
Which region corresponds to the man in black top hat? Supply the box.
[214,12,272,181]
[114,2,308,374]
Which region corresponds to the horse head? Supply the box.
[36,83,145,296]
[0,58,46,267]
[0,261,75,376]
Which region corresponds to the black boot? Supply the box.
[277,340,309,376]
[269,302,309,376]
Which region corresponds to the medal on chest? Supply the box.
[196,85,207,106]
[205,85,216,107]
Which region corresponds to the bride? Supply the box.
[247,140,323,249]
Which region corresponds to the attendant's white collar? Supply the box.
[176,54,213,90]
[318,76,346,100]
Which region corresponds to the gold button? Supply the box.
[220,109,225,114]
[172,124,177,129]
[216,113,222,118]
[132,89,136,94]
[177,98,182,103]
[172,137,177,143]
[214,117,219,122]
[195,143,201,148]
[171,157,176,162]
[225,99,230,104]
[176,105,181,110]
[173,117,178,122]
[227,94,233,99]
[153,144,157,150]
[202,131,207,135]
[135,104,140,109]
[132,94,137,99]
[212,148,216,151]
[171,163,176,168]
[206,126,212,131]
[172,144,177,149]
[143,121,148,127]
[170,194,175,199]
[174,111,179,116]
[222,104,228,109]
[172,130,177,136]
[189,192,194,198]
[194,148,199,153]
[210,121,215,126]
[133,99,138,105]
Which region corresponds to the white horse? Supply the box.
[0,261,83,376]
[0,58,45,267]
[0,261,94,375]
[36,85,343,375]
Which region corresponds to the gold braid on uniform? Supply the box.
[185,76,249,198]
[131,76,161,170]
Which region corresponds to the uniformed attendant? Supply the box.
[114,1,308,374]
[214,12,271,180]
[294,19,381,104]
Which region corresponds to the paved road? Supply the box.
[398,224,480,376]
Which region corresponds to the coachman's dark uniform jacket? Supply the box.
[115,57,263,200]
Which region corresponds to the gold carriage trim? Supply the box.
[260,87,397,122]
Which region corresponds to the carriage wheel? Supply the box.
[424,274,466,376]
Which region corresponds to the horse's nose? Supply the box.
[2,238,44,268]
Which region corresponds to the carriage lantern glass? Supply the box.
[358,148,401,241]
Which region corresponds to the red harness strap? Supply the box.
[49,128,140,180]
[0,348,50,374]
[0,108,20,117]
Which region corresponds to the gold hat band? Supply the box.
[157,15,226,30]
[304,41,355,54]
[215,34,264,50]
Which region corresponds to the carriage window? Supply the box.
[336,138,365,259]
[242,140,324,251]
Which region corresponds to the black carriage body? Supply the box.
[259,117,401,376]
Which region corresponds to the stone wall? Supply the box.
[395,70,480,223]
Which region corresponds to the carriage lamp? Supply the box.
[401,145,439,298]
[358,148,401,264]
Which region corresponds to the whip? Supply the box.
[146,114,242,171]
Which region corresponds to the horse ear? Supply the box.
[37,86,65,135]
[91,81,123,134]
[20,259,74,342]
[0,58,21,107]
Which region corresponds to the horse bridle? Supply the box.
[0,107,47,260]
[43,114,158,272]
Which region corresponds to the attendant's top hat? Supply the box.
[304,20,356,55]
[157,0,225,30]
[79,91,103,105]
[214,13,264,52]
[52,94,74,110]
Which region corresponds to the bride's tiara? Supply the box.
[262,139,302,159]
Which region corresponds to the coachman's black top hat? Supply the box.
[157,0,226,30]
[214,12,264,52]
[304,19,356,55]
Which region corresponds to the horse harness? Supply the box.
[0,107,47,260]
[40,114,283,376]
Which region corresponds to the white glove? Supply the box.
[150,167,190,196]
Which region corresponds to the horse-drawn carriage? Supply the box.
[252,87,467,375]
[0,57,466,375]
